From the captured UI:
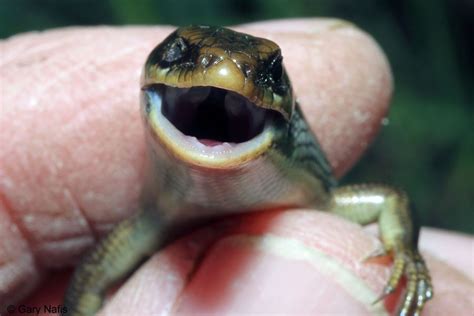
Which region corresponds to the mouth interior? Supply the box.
[158,85,268,144]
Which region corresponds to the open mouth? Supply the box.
[143,84,276,167]
[161,85,267,145]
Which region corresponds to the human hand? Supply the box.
[1,19,472,315]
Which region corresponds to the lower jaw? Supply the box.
[197,138,229,147]
[144,90,275,168]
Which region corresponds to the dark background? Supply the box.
[1,0,472,234]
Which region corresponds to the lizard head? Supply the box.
[141,25,294,168]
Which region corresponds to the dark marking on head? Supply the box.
[255,50,289,96]
[163,37,188,63]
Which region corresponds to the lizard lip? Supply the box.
[143,84,275,167]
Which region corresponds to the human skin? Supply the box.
[1,19,473,315]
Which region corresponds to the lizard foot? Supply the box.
[374,249,433,315]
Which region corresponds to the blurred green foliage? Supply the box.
[1,0,472,233]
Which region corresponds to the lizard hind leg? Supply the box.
[62,211,165,316]
[326,184,433,316]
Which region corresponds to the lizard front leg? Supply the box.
[62,211,165,316]
[327,184,433,315]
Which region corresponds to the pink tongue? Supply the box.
[198,139,223,147]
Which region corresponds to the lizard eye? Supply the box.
[269,53,283,83]
[163,37,188,63]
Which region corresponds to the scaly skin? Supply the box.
[62,26,432,316]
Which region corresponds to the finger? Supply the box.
[419,228,474,278]
[1,26,174,306]
[0,18,391,305]
[19,219,474,315]
[101,210,473,315]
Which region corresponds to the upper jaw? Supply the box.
[143,56,294,120]
[142,84,276,169]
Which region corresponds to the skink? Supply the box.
[62,25,432,316]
